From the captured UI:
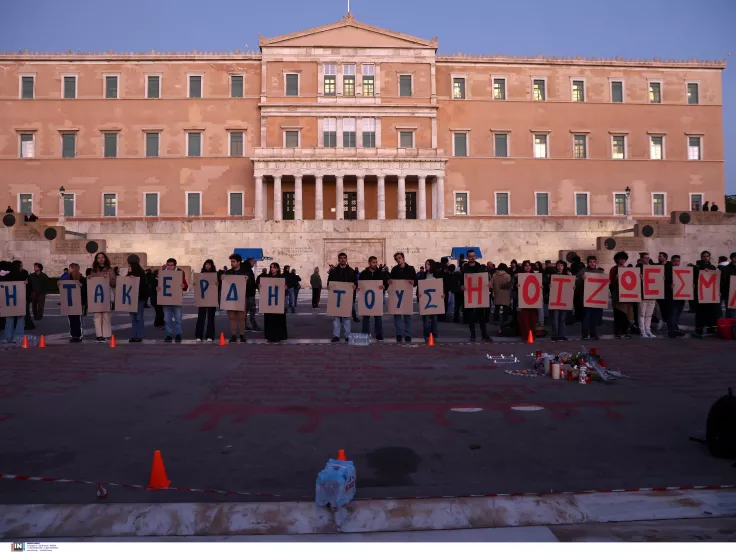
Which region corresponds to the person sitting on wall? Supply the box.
[711,203,719,212]
[5,206,13,213]
[702,201,710,211]
[28,213,38,222]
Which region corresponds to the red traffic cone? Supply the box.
[336,449,347,461]
[21,336,29,349]
[526,330,535,344]
[219,333,227,346]
[427,333,435,346]
[147,450,171,490]
[38,335,47,348]
[109,335,117,348]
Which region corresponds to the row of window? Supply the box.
[16,190,706,220]
[452,191,705,217]
[17,130,245,159]
[18,73,246,100]
[451,132,703,160]
[452,76,701,104]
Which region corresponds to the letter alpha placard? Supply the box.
[672,267,694,300]
[548,275,575,311]
[86,277,111,313]
[418,279,445,315]
[729,276,736,311]
[58,280,82,316]
[327,281,354,317]
[388,280,414,315]
[259,277,286,314]
[115,275,140,313]
[157,270,183,306]
[698,270,719,304]
[194,273,219,307]
[583,273,609,309]
[618,268,641,303]
[517,273,543,309]
[221,275,247,311]
[464,272,489,309]
[0,281,27,317]
[357,280,383,317]
[642,266,664,300]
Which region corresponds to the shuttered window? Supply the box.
[187,133,202,157]
[21,76,34,99]
[61,133,76,158]
[103,133,118,158]
[188,75,202,98]
[285,74,299,96]
[145,133,159,157]
[494,134,508,157]
[187,193,201,217]
[453,133,468,157]
[399,74,412,97]
[147,75,160,99]
[230,75,244,98]
[105,75,118,99]
[63,76,76,99]
[229,132,244,157]
[145,193,158,217]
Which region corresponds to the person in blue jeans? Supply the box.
[359,255,387,340]
[721,252,736,318]
[575,255,605,340]
[157,258,189,343]
[549,260,571,341]
[389,252,418,343]
[327,253,357,343]
[418,259,443,343]
[127,260,149,343]
[1,260,26,344]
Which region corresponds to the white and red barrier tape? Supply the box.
[1,472,734,501]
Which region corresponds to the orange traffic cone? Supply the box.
[219,332,227,346]
[147,450,171,490]
[109,335,117,348]
[428,333,435,346]
[38,335,46,348]
[21,336,29,349]
[336,449,347,461]
[526,330,535,344]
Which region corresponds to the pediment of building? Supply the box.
[259,13,437,50]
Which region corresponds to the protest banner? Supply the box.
[357,279,384,317]
[618,267,641,303]
[698,270,719,304]
[418,279,445,315]
[730,276,736,311]
[672,267,694,300]
[517,273,543,309]
[58,280,83,316]
[0,281,26,317]
[194,273,219,307]
[115,275,140,314]
[259,277,286,314]
[86,277,111,313]
[642,266,665,300]
[327,281,355,317]
[548,275,575,311]
[583,272,609,308]
[157,270,183,306]
[388,279,414,315]
[220,275,247,311]
[464,272,490,309]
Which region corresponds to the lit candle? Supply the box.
[552,363,560,379]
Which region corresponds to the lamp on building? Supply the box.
[625,186,632,220]
[58,186,66,221]
[59,186,66,198]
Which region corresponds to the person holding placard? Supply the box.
[575,256,605,340]
[195,259,220,343]
[389,252,418,343]
[1,260,27,344]
[359,256,387,340]
[418,259,443,343]
[66,263,86,343]
[224,254,249,343]
[694,250,719,337]
[460,249,491,342]
[262,262,288,343]
[127,260,149,343]
[157,258,189,343]
[549,260,572,341]
[721,252,736,318]
[609,252,633,339]
[244,258,260,332]
[91,252,117,342]
[515,261,538,341]
[327,253,357,343]
[491,263,512,330]
[665,255,687,338]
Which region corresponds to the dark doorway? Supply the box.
[405,192,417,220]
[344,191,357,220]
[283,192,295,220]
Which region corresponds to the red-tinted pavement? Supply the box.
[0,338,733,504]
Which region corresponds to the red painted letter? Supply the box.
[698,271,718,302]
[522,275,541,306]
[466,275,482,305]
[620,270,638,299]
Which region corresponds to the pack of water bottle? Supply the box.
[348,333,371,346]
[315,458,357,508]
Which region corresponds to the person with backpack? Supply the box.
[127,260,149,343]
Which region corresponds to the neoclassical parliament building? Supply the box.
[0,13,726,226]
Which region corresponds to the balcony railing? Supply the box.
[253,147,446,159]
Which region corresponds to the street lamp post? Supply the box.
[58,186,66,223]
[625,186,632,221]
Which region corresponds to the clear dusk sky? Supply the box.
[2,0,733,194]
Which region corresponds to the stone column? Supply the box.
[315,175,324,220]
[254,175,263,220]
[397,175,406,220]
[273,175,282,222]
[431,178,437,219]
[335,175,344,220]
[377,175,386,220]
[436,175,445,220]
[357,175,365,220]
[418,176,428,220]
[294,175,303,221]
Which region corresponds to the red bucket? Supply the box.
[716,318,736,340]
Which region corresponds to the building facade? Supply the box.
[0,13,726,224]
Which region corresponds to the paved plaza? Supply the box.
[0,291,734,507]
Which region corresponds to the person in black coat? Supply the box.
[359,256,388,340]
[127,261,149,342]
[327,252,357,342]
[388,252,418,343]
[262,263,288,343]
[693,250,720,336]
[460,250,491,342]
